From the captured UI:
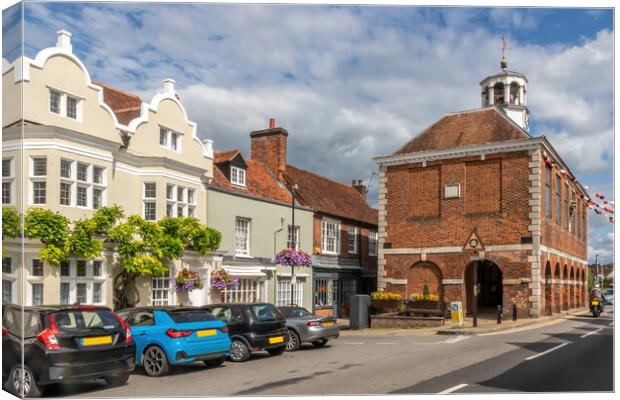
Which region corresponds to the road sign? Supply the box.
[451,301,464,327]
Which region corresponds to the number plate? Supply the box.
[322,322,334,327]
[269,336,284,344]
[197,329,217,337]
[591,301,599,306]
[81,336,112,346]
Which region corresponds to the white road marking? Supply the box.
[610,321,614,327]
[438,383,468,394]
[435,335,470,344]
[580,327,604,338]
[376,342,398,345]
[343,342,364,345]
[525,342,569,361]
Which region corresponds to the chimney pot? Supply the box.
[269,118,276,129]
[56,30,72,52]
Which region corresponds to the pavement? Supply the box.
[43,305,613,397]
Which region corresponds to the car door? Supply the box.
[129,310,158,363]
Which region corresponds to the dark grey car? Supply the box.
[277,307,339,351]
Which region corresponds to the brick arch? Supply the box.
[544,261,553,316]
[580,268,586,307]
[464,259,503,315]
[554,263,562,313]
[406,261,443,301]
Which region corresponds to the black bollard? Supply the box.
[497,305,502,324]
[512,302,517,321]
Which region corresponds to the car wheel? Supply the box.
[286,329,301,351]
[9,364,42,397]
[229,339,251,362]
[267,346,286,356]
[312,339,329,348]
[104,373,130,387]
[203,357,225,368]
[143,346,169,377]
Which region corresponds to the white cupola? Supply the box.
[479,37,529,131]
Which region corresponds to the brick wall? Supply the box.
[250,128,288,180]
[384,151,531,249]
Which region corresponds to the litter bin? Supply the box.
[349,294,370,330]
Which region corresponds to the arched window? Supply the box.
[510,82,519,104]
[493,82,505,105]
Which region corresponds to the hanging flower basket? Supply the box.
[173,268,204,292]
[275,249,313,267]
[210,268,239,291]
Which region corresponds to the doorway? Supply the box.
[465,259,503,315]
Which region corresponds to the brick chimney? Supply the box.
[352,179,367,200]
[250,118,289,181]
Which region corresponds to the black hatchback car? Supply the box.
[2,303,135,397]
[203,303,288,362]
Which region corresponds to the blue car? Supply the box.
[117,306,231,377]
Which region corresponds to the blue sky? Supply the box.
[2,2,614,264]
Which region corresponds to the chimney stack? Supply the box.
[250,118,289,182]
[352,179,367,200]
[56,30,72,53]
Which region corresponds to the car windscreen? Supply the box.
[166,309,218,323]
[251,304,279,321]
[52,309,121,332]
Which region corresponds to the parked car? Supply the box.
[277,306,339,351]
[2,303,135,397]
[203,303,288,362]
[602,288,614,305]
[117,306,230,377]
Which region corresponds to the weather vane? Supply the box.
[500,35,508,70]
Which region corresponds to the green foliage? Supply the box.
[588,269,595,291]
[2,207,20,239]
[18,205,221,276]
[91,205,124,234]
[24,208,69,245]
[422,280,430,297]
[65,219,102,259]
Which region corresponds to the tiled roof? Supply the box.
[283,165,378,226]
[211,150,292,205]
[92,80,142,125]
[214,150,241,164]
[393,107,530,155]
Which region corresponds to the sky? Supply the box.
[2,2,615,264]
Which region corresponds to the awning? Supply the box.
[222,265,267,277]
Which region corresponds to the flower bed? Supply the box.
[370,299,403,315]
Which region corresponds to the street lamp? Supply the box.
[290,183,299,306]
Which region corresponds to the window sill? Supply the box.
[234,254,253,259]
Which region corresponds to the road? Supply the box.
[44,307,613,397]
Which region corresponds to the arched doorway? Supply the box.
[406,261,443,301]
[464,260,503,315]
[544,262,552,315]
[554,263,561,313]
[562,265,569,311]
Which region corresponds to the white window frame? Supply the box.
[152,270,175,306]
[59,158,106,209]
[159,126,182,152]
[143,182,157,220]
[2,157,15,205]
[348,226,358,254]
[223,277,265,303]
[321,217,341,255]
[59,259,107,305]
[287,225,300,251]
[2,257,16,303]
[230,166,247,187]
[276,277,304,306]
[368,230,378,256]
[29,157,47,205]
[27,258,45,306]
[165,183,190,217]
[47,86,83,121]
[234,217,251,256]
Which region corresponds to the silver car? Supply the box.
[277,307,339,351]
[602,288,614,305]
